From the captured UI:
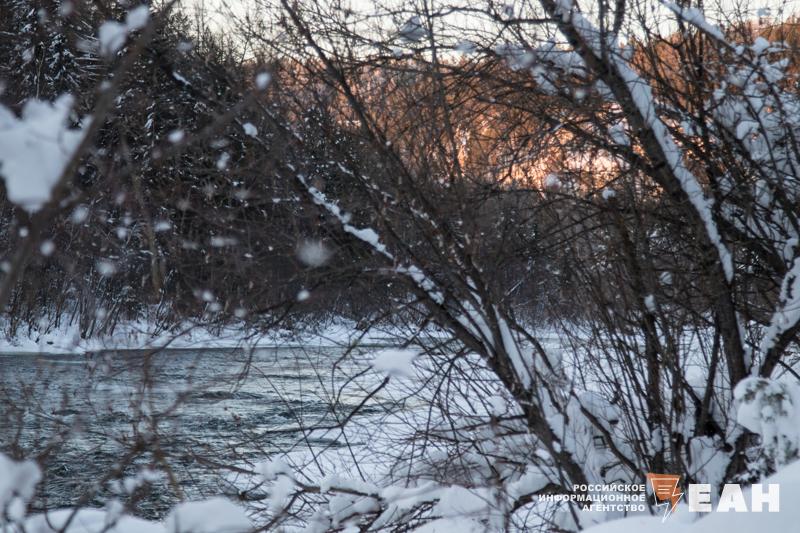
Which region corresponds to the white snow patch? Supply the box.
[543,173,561,189]
[242,123,257,137]
[125,6,150,31]
[398,16,427,43]
[98,22,128,56]
[95,260,117,277]
[71,205,89,223]
[0,454,40,524]
[0,95,87,212]
[297,240,332,267]
[26,509,163,533]
[371,348,418,377]
[98,6,149,56]
[40,240,55,256]
[164,498,251,533]
[167,129,184,143]
[255,72,271,90]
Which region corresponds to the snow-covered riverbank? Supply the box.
[0,319,409,355]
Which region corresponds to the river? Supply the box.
[0,344,388,518]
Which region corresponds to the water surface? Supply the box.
[0,345,383,517]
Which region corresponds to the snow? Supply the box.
[172,71,190,85]
[71,205,89,223]
[98,22,128,56]
[488,394,507,416]
[297,239,332,267]
[210,236,238,247]
[609,122,629,146]
[119,469,161,495]
[95,259,117,276]
[0,95,87,212]
[734,377,800,466]
[546,0,737,295]
[25,509,165,533]
[168,129,184,143]
[432,486,489,517]
[0,454,40,525]
[40,240,55,256]
[396,265,445,304]
[125,6,150,31]
[370,348,418,377]
[752,36,771,55]
[506,466,549,500]
[544,173,561,189]
[21,499,250,533]
[663,3,725,41]
[164,498,251,533]
[259,458,293,480]
[398,16,427,43]
[268,475,296,511]
[0,316,427,355]
[242,123,258,137]
[98,6,150,56]
[496,310,533,388]
[255,72,271,90]
[455,40,476,54]
[412,517,484,533]
[761,257,800,354]
[298,175,445,304]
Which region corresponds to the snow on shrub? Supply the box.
[0,95,88,212]
[0,452,251,533]
[0,454,41,526]
[164,497,252,533]
[734,377,800,468]
[98,5,150,56]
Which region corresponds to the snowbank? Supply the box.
[0,452,251,533]
[0,318,411,355]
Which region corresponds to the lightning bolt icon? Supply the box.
[647,473,684,522]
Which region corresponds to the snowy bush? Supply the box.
[0,455,40,527]
[0,452,251,533]
[735,378,800,469]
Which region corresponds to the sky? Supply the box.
[182,0,800,46]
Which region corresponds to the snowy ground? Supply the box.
[0,318,408,355]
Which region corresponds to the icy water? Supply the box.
[0,345,387,517]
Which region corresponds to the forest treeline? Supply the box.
[0,1,387,338]
[0,0,561,338]
[0,1,798,343]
